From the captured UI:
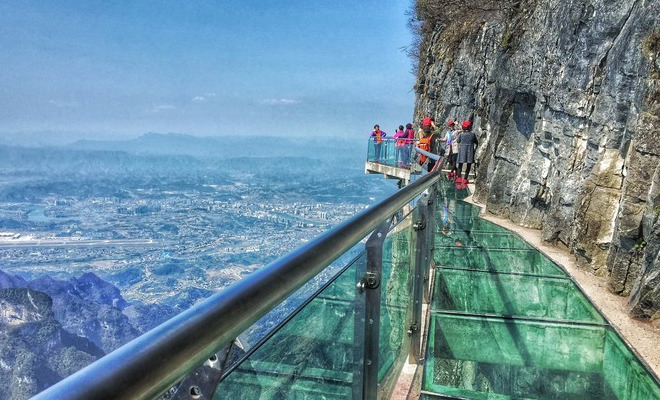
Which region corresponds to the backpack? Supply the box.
[417,134,433,163]
[394,131,405,147]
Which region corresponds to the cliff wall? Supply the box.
[413,0,660,322]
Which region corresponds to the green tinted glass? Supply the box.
[214,255,366,399]
[423,186,660,399]
[378,224,414,397]
[433,268,603,323]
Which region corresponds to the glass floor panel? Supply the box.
[435,205,533,250]
[436,231,533,250]
[433,268,604,323]
[423,188,660,400]
[435,247,565,276]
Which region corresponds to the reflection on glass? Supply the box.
[377,222,414,398]
[214,254,366,399]
[224,243,365,368]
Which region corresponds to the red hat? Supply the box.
[448,120,455,127]
[422,117,432,127]
[462,120,472,130]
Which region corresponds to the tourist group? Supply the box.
[369,116,478,184]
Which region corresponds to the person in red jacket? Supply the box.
[417,118,441,172]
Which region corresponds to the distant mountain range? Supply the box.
[0,132,365,160]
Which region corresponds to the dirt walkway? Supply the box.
[465,189,660,379]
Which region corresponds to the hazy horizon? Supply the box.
[0,129,379,149]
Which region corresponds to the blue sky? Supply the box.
[0,1,417,140]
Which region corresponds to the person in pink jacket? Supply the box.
[393,125,406,167]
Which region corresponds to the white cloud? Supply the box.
[191,93,217,103]
[48,99,79,108]
[148,104,176,113]
[260,98,299,105]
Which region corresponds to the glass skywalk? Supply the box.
[210,178,660,399]
[423,184,660,400]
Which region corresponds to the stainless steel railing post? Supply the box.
[409,191,430,364]
[423,184,436,304]
[360,219,392,398]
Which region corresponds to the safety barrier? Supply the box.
[32,167,443,400]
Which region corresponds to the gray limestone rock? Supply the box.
[413,0,660,320]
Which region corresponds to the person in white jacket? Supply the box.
[441,120,460,180]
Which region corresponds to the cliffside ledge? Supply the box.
[411,0,660,322]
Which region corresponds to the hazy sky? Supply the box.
[0,1,417,140]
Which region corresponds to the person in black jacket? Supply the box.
[456,120,478,184]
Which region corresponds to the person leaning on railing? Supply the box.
[370,124,387,162]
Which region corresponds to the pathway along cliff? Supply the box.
[410,0,660,323]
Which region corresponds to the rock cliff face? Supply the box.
[0,270,178,398]
[412,0,660,322]
[0,288,102,400]
[28,273,139,353]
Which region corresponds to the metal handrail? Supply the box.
[32,168,442,400]
[414,146,441,161]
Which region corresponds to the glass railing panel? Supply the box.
[433,268,604,323]
[383,139,396,167]
[213,253,366,399]
[377,221,414,398]
[434,247,565,276]
[219,245,365,373]
[425,313,613,399]
[400,141,416,168]
[367,137,377,162]
[366,137,419,168]
[366,137,397,166]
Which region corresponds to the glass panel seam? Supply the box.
[429,310,611,328]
